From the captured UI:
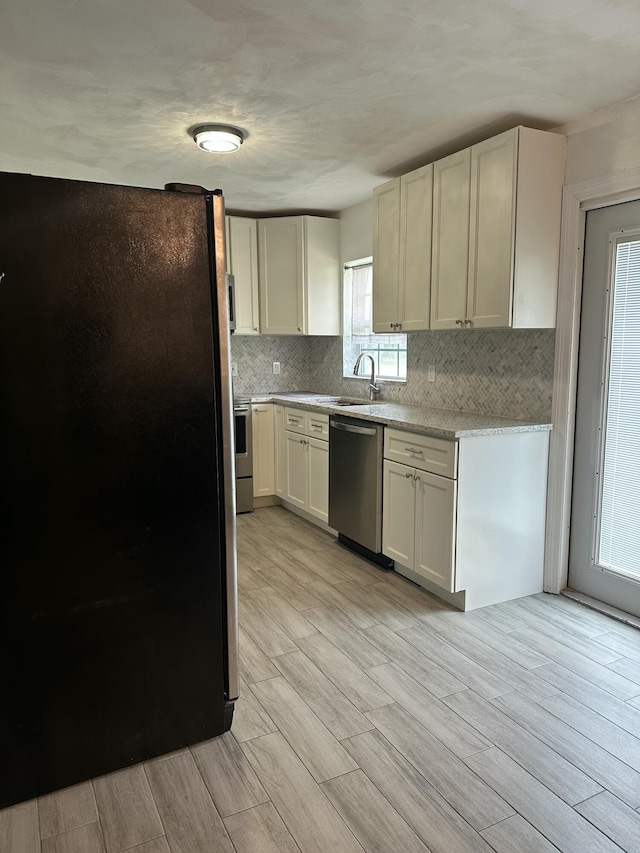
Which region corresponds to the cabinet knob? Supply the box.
[297,326,302,332]
[455,319,464,326]
[464,318,472,327]
[254,326,259,331]
[413,474,420,481]
[390,323,395,329]
[405,472,412,478]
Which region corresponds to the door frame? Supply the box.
[545,166,640,593]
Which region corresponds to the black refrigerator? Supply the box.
[0,172,239,809]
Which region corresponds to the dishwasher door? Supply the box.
[329,416,384,553]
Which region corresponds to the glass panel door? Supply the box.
[569,200,640,616]
[596,237,640,580]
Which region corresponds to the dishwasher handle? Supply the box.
[330,419,378,436]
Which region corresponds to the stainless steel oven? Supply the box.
[234,398,253,513]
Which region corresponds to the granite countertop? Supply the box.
[248,392,552,439]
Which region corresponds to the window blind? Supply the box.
[598,238,640,578]
[351,264,373,338]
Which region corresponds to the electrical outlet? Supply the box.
[273,361,281,375]
[231,361,238,377]
[427,363,436,383]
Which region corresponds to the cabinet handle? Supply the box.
[397,323,402,330]
[254,326,259,331]
[464,318,472,327]
[311,424,323,431]
[297,326,302,332]
[413,474,420,481]
[405,472,413,478]
[390,323,394,329]
[404,447,423,456]
[455,319,464,326]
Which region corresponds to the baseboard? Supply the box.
[253,495,280,508]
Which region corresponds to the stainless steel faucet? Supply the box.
[353,352,380,401]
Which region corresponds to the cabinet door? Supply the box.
[285,431,307,509]
[399,164,432,331]
[467,129,517,329]
[305,217,341,336]
[382,460,416,567]
[372,179,401,333]
[431,149,471,330]
[228,216,260,335]
[307,437,329,523]
[252,405,275,497]
[274,405,285,498]
[414,470,457,592]
[258,217,304,335]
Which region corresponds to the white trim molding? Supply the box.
[544,174,640,593]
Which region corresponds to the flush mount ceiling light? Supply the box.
[192,124,245,153]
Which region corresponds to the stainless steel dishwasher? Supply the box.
[329,415,393,568]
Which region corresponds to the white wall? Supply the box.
[558,92,640,187]
[340,198,372,264]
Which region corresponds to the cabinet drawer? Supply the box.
[384,428,457,479]
[306,412,329,440]
[284,407,306,434]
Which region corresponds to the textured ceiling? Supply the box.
[1,0,639,213]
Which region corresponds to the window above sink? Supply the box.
[343,259,407,382]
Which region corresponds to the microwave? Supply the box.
[226,273,236,333]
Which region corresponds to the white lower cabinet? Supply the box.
[252,404,275,497]
[382,460,416,567]
[307,437,329,522]
[285,430,307,509]
[279,406,329,524]
[383,459,456,592]
[284,429,329,523]
[274,404,285,498]
[382,427,550,610]
[414,469,457,590]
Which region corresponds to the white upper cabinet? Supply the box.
[431,126,565,330]
[430,148,472,330]
[373,164,432,332]
[258,216,340,335]
[466,131,517,329]
[372,179,401,332]
[227,216,260,335]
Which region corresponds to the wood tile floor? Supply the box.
[3,505,640,851]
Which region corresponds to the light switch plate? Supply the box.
[427,363,436,383]
[273,361,281,375]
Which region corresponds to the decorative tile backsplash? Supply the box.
[230,335,310,397]
[231,329,555,422]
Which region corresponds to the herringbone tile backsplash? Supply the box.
[231,329,555,422]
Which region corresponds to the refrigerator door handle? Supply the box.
[209,191,239,702]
